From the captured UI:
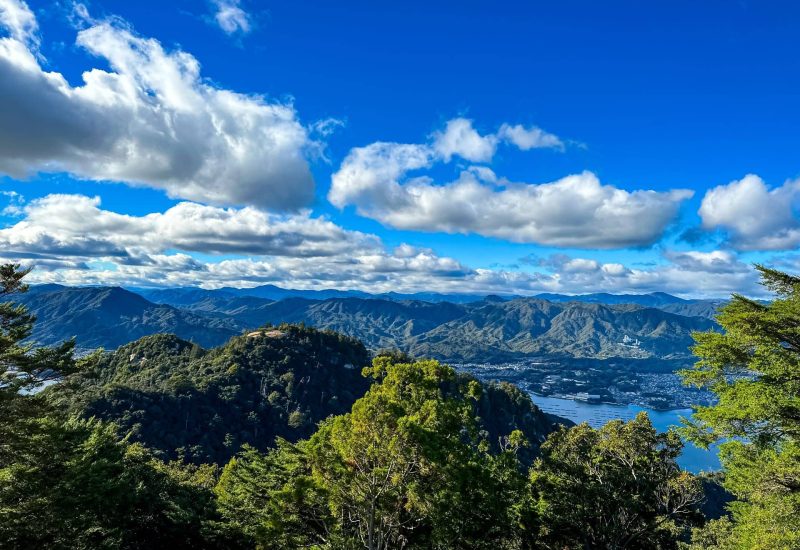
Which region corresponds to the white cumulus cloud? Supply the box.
[0,0,37,47]
[0,194,377,260]
[331,138,693,248]
[431,118,498,162]
[0,0,315,210]
[699,174,800,250]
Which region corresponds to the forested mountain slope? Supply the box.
[15,286,717,361]
[52,326,373,464]
[52,325,563,465]
[214,296,717,361]
[11,285,243,349]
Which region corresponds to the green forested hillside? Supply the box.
[248,296,716,361]
[52,324,562,465]
[16,286,717,361]
[4,264,791,549]
[52,325,373,464]
[13,285,244,349]
[212,360,702,549]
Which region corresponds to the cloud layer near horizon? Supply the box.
[0,192,760,297]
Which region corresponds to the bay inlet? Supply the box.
[529,394,721,473]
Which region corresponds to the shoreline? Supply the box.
[529,391,696,413]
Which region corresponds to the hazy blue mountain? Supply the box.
[376,291,504,303]
[534,291,685,307]
[220,284,371,301]
[659,300,726,319]
[534,292,724,319]
[134,284,499,305]
[135,285,723,314]
[133,286,238,306]
[25,283,69,294]
[13,286,244,349]
[17,286,718,361]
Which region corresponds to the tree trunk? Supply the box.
[368,501,376,550]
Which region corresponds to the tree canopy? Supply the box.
[217,356,705,549]
[0,264,237,549]
[5,263,792,548]
[527,412,701,549]
[682,265,800,549]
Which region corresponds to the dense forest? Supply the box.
[1,263,798,549]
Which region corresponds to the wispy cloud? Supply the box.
[211,0,251,36]
[430,117,564,162]
[0,189,23,215]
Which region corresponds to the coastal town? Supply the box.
[455,359,715,410]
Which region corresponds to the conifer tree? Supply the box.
[0,264,77,463]
[683,265,800,548]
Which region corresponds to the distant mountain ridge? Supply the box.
[535,291,687,306]
[255,296,715,362]
[13,285,244,349]
[534,291,725,319]
[134,284,497,304]
[13,285,719,361]
[135,285,725,315]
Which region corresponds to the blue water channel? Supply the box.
[529,394,721,473]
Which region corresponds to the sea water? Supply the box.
[530,394,721,473]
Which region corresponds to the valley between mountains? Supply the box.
[14,284,722,410]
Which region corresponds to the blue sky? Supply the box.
[0,0,797,297]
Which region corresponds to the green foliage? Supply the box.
[218,356,531,549]
[217,359,708,549]
[0,264,80,464]
[469,379,556,466]
[216,440,332,549]
[526,412,702,549]
[50,325,373,464]
[0,265,237,549]
[0,416,234,549]
[681,265,800,548]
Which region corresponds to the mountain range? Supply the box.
[13,284,720,361]
[134,284,725,316]
[16,285,243,349]
[133,284,498,304]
